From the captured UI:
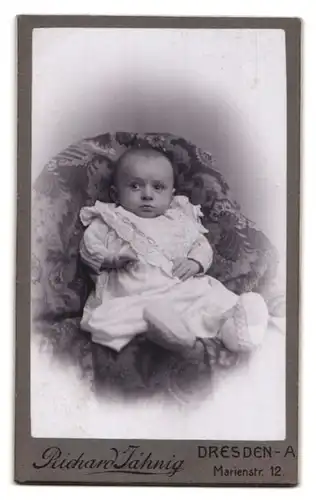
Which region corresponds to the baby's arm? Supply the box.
[80,219,113,273]
[172,197,213,274]
[187,234,213,275]
[172,236,213,280]
[80,219,136,273]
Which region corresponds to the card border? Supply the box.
[15,15,301,486]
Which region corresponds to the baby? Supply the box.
[79,148,268,355]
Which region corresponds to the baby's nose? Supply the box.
[141,185,154,200]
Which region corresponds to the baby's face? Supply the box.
[114,155,174,218]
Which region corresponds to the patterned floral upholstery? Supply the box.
[32,132,281,397]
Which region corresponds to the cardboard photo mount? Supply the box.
[15,15,301,486]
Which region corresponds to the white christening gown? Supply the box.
[79,196,249,352]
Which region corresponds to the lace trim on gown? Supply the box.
[80,196,207,277]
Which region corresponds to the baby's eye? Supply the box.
[153,183,165,191]
[130,182,140,190]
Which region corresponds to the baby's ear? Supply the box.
[109,185,118,203]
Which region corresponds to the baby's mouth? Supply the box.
[140,204,155,210]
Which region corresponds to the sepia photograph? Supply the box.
[30,25,287,441]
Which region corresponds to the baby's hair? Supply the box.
[111,147,177,188]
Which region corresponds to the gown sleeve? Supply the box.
[188,234,213,274]
[79,218,115,274]
[172,196,213,274]
[79,204,135,273]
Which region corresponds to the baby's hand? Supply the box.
[172,258,201,281]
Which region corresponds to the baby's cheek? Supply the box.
[125,192,140,206]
